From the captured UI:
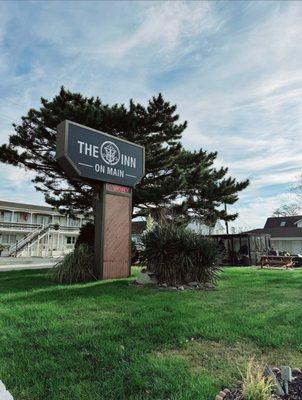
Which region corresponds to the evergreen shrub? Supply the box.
[140,223,221,284]
[75,221,94,248]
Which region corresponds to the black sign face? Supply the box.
[56,120,145,187]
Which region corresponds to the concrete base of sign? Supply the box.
[94,183,131,280]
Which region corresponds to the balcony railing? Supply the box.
[0,221,81,231]
[0,222,41,230]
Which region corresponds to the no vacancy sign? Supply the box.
[56,120,145,187]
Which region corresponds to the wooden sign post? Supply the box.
[56,120,145,279]
[94,183,132,279]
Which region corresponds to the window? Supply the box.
[36,215,51,225]
[14,213,21,222]
[69,218,80,227]
[1,211,12,222]
[0,234,16,244]
[66,236,76,244]
[1,234,9,244]
[280,221,286,227]
[9,235,17,244]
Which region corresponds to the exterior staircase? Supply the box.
[8,224,52,257]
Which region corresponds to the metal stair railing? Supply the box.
[8,224,51,257]
[24,228,53,255]
[8,225,42,256]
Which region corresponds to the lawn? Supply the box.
[0,267,301,400]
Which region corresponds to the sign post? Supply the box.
[56,120,145,279]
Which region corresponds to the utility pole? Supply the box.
[224,203,229,235]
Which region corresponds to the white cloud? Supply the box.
[229,193,291,232]
[101,2,219,58]
[0,164,45,205]
[0,2,302,228]
[0,164,34,186]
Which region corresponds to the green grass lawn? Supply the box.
[0,267,301,400]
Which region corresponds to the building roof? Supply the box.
[246,215,302,238]
[132,221,147,235]
[0,200,55,213]
[0,200,85,217]
[264,215,302,228]
[211,232,270,238]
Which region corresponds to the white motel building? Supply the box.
[0,200,87,257]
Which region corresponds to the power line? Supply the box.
[0,94,26,109]
[0,114,13,123]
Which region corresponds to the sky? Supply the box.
[0,0,301,230]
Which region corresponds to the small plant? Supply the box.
[140,222,221,284]
[53,244,96,284]
[53,223,60,231]
[241,359,274,400]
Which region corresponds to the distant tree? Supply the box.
[272,175,302,217]
[291,175,302,202]
[0,87,249,223]
[272,203,301,217]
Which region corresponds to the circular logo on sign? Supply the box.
[100,141,120,165]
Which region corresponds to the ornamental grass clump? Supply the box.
[140,223,221,284]
[53,244,96,284]
[242,359,274,400]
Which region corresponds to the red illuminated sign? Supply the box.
[106,184,130,193]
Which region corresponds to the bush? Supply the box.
[242,359,274,400]
[140,223,221,284]
[53,244,96,284]
[75,221,94,248]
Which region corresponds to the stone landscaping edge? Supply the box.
[215,388,231,400]
[215,366,302,400]
[132,269,217,291]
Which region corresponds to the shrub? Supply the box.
[242,359,274,400]
[53,223,60,231]
[140,223,221,284]
[75,221,94,248]
[53,244,96,284]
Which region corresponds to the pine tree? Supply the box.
[0,87,249,223]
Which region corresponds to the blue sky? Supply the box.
[0,1,301,230]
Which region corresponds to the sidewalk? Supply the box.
[0,257,60,271]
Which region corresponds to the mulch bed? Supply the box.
[223,369,302,400]
[275,369,302,400]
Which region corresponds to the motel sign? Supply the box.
[56,120,145,187]
[56,120,145,281]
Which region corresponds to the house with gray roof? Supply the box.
[247,215,302,255]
